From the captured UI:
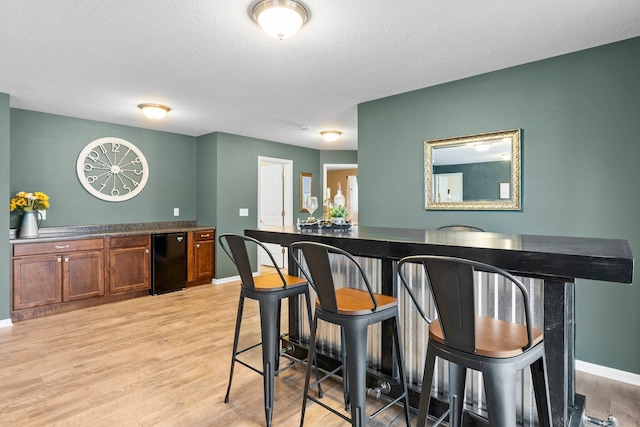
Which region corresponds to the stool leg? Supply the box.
[300,315,319,427]
[531,356,552,427]
[448,362,467,427]
[343,320,368,427]
[416,346,437,427]
[392,315,411,426]
[341,329,350,411]
[224,294,245,403]
[303,291,322,398]
[259,295,280,427]
[483,364,516,427]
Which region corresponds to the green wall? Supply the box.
[0,94,10,320]
[9,110,198,227]
[319,150,358,165]
[358,37,640,373]
[197,132,322,278]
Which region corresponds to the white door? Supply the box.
[434,172,463,202]
[258,158,293,269]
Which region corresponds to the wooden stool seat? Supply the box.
[429,316,544,358]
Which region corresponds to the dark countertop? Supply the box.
[10,221,215,244]
[246,225,634,284]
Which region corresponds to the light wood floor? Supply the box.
[0,282,637,426]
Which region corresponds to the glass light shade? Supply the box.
[252,0,309,39]
[320,130,342,142]
[138,103,170,120]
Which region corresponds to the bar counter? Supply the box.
[246,225,634,427]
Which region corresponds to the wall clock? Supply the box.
[76,137,149,202]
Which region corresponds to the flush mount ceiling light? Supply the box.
[251,0,309,39]
[320,130,342,142]
[138,103,171,120]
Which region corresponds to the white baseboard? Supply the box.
[212,275,241,285]
[0,318,13,328]
[212,271,262,286]
[576,359,640,387]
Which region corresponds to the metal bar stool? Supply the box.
[291,241,411,427]
[397,255,552,427]
[219,233,315,427]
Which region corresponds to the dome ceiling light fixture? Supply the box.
[320,130,342,142]
[251,0,309,39]
[138,103,171,120]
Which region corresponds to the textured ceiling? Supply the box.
[1,1,639,150]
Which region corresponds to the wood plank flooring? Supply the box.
[0,282,406,426]
[0,281,637,426]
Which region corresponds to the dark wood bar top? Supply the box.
[246,225,633,284]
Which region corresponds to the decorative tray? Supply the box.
[299,221,352,231]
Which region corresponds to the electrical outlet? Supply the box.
[239,208,249,217]
[40,210,47,220]
[173,208,179,216]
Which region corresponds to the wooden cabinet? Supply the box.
[12,238,105,310]
[107,235,150,294]
[187,229,215,286]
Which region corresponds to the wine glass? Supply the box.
[305,196,318,221]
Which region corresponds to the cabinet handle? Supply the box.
[200,233,210,238]
[55,244,70,249]
[57,257,62,263]
[196,243,200,248]
[145,249,150,253]
[64,257,69,263]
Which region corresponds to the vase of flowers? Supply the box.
[10,191,50,239]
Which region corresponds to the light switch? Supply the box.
[173,208,179,216]
[239,208,249,217]
[40,210,47,220]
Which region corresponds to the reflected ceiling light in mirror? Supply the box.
[251,0,309,39]
[138,103,171,120]
[320,130,342,142]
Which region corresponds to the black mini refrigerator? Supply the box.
[151,232,187,295]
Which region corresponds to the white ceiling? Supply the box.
[1,1,639,151]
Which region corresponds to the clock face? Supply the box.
[76,137,149,202]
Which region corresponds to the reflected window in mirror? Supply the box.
[300,172,313,212]
[424,129,521,210]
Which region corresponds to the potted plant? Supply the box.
[330,205,348,224]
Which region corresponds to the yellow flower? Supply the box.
[9,191,51,213]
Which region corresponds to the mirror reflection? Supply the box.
[300,172,313,212]
[424,129,521,210]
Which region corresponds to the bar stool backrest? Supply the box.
[218,233,289,290]
[398,255,535,354]
[291,241,379,314]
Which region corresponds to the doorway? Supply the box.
[323,163,358,224]
[258,157,293,269]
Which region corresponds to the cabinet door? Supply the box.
[194,239,214,280]
[63,251,105,301]
[13,255,63,309]
[108,245,150,293]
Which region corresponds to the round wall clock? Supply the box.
[76,137,149,202]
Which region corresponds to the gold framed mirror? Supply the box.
[424,129,521,210]
[299,172,313,212]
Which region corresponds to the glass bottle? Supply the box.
[323,188,333,220]
[333,183,346,207]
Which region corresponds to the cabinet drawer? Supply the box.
[108,234,150,249]
[13,238,104,257]
[195,229,214,241]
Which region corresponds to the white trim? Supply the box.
[0,318,13,328]
[212,271,261,286]
[576,359,640,387]
[213,275,241,285]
